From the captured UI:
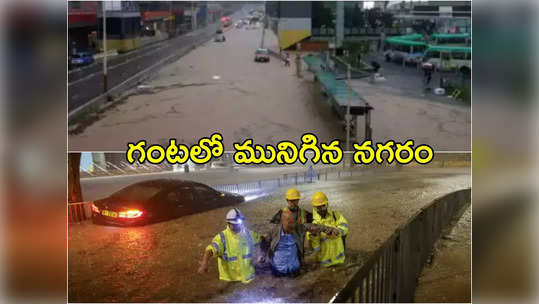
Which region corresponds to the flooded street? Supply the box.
[68,26,343,151]
[348,59,471,151]
[414,206,471,302]
[68,167,470,302]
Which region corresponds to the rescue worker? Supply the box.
[198,208,263,283]
[265,209,339,277]
[270,187,313,224]
[307,191,349,267]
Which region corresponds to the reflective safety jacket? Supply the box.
[307,208,349,267]
[206,226,262,283]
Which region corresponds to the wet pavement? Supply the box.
[347,54,471,151]
[68,167,470,302]
[68,23,221,113]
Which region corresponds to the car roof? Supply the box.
[128,178,206,190]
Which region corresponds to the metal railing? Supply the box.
[330,188,471,303]
[68,202,92,223]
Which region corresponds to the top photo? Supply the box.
[68,1,471,152]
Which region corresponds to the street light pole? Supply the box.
[191,1,196,31]
[102,3,108,93]
[260,22,265,48]
[345,63,351,168]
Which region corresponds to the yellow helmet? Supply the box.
[312,191,328,207]
[286,188,300,200]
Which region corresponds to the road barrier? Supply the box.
[68,162,468,224]
[68,202,92,223]
[330,188,471,303]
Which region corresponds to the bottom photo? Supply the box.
[67,153,470,303]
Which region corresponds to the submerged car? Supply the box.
[214,29,226,42]
[91,179,244,226]
[254,48,270,62]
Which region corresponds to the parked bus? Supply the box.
[384,34,427,64]
[431,33,471,46]
[423,45,471,71]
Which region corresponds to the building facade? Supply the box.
[97,1,141,53]
[68,1,99,54]
[266,1,312,50]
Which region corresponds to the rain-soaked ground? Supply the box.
[414,205,471,302]
[68,167,470,302]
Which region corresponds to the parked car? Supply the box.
[214,29,226,42]
[70,51,94,67]
[254,48,270,62]
[91,179,244,226]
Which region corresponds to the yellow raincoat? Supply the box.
[307,208,349,267]
[206,226,261,283]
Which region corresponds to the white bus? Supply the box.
[423,45,471,71]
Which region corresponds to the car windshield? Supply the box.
[110,184,162,201]
[256,49,268,54]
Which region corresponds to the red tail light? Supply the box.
[91,203,100,213]
[119,209,143,219]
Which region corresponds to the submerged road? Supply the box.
[68,167,470,302]
[68,22,343,151]
[81,166,325,202]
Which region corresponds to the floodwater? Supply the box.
[68,26,343,151]
[415,206,471,302]
[68,167,470,302]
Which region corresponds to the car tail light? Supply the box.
[91,203,100,213]
[119,209,143,219]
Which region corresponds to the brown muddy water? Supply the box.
[68,167,470,302]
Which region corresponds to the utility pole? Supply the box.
[344,63,351,168]
[169,1,173,38]
[191,1,197,30]
[336,1,344,50]
[102,2,108,93]
[260,17,265,48]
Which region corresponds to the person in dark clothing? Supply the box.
[284,52,291,66]
[422,62,434,88]
[263,210,338,277]
[270,188,313,224]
